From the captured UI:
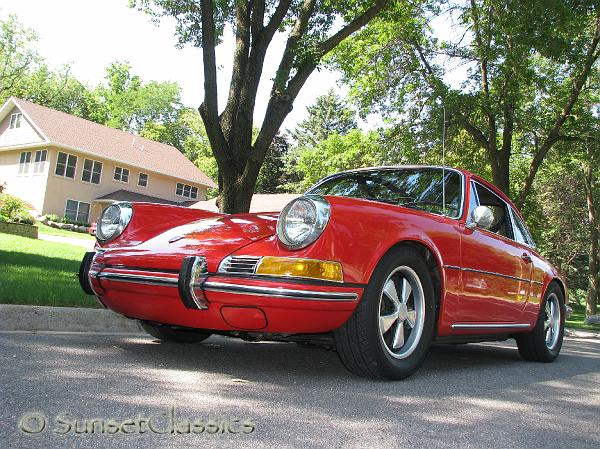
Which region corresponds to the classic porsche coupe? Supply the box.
[79,166,566,379]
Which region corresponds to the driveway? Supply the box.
[0,333,598,449]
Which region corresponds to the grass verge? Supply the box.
[37,222,95,240]
[0,233,98,308]
[566,303,600,332]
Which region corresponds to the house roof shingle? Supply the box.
[10,97,216,188]
[191,193,300,213]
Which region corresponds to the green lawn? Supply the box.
[566,303,600,331]
[37,222,95,240]
[0,233,98,308]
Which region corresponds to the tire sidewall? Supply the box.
[363,249,436,378]
[535,284,565,360]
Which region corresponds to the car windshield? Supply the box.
[306,167,464,219]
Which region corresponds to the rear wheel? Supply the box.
[334,247,436,380]
[515,283,565,362]
[140,321,212,343]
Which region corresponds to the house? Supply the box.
[0,97,216,223]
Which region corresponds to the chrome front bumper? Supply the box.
[80,252,359,311]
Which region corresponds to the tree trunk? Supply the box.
[219,163,261,214]
[490,151,511,196]
[584,156,599,316]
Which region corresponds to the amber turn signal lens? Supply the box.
[255,257,343,282]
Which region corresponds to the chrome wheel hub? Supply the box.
[378,266,425,359]
[544,293,561,350]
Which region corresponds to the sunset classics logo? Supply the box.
[18,406,256,436]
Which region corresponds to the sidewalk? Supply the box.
[38,233,95,250]
[0,304,141,333]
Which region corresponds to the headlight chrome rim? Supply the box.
[276,195,330,250]
[96,202,133,243]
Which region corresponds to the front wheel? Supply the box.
[334,247,436,380]
[515,283,565,362]
[140,321,212,343]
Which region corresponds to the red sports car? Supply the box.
[79,166,566,379]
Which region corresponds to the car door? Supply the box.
[455,181,533,326]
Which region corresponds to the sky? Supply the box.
[0,0,347,132]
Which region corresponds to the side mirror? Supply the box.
[466,205,494,230]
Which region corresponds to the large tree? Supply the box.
[133,0,392,213]
[0,15,40,102]
[332,0,600,207]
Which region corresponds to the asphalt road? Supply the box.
[0,332,598,449]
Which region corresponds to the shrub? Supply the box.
[44,214,89,228]
[13,212,36,225]
[44,214,66,223]
[0,195,28,222]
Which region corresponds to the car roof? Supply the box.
[313,165,524,217]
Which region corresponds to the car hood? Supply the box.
[97,213,279,272]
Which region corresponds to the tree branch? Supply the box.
[198,0,228,162]
[318,0,390,55]
[515,12,600,208]
[220,1,251,143]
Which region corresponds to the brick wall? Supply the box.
[0,222,38,239]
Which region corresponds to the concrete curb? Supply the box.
[0,304,142,333]
[0,304,598,338]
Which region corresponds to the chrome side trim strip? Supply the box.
[462,267,530,283]
[532,280,544,285]
[96,272,178,287]
[202,281,358,302]
[443,265,533,284]
[452,323,530,330]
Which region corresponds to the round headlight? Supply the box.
[96,203,133,243]
[276,196,330,250]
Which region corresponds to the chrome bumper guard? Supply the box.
[178,256,209,310]
[83,254,359,310]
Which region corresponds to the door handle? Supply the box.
[521,253,532,264]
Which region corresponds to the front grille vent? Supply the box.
[218,256,261,274]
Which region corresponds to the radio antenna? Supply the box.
[442,105,446,216]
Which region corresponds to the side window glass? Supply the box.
[473,183,513,239]
[511,208,535,247]
[467,182,479,224]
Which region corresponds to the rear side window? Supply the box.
[511,208,535,247]
[472,182,513,239]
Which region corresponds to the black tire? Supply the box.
[140,321,212,343]
[334,247,436,380]
[515,283,565,362]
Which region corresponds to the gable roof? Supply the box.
[0,97,216,188]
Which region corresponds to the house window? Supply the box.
[18,151,31,175]
[114,167,129,183]
[33,150,47,174]
[176,182,198,199]
[55,152,77,179]
[138,173,148,187]
[65,199,90,223]
[82,159,102,185]
[9,113,22,129]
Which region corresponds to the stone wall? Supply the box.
[0,221,38,239]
